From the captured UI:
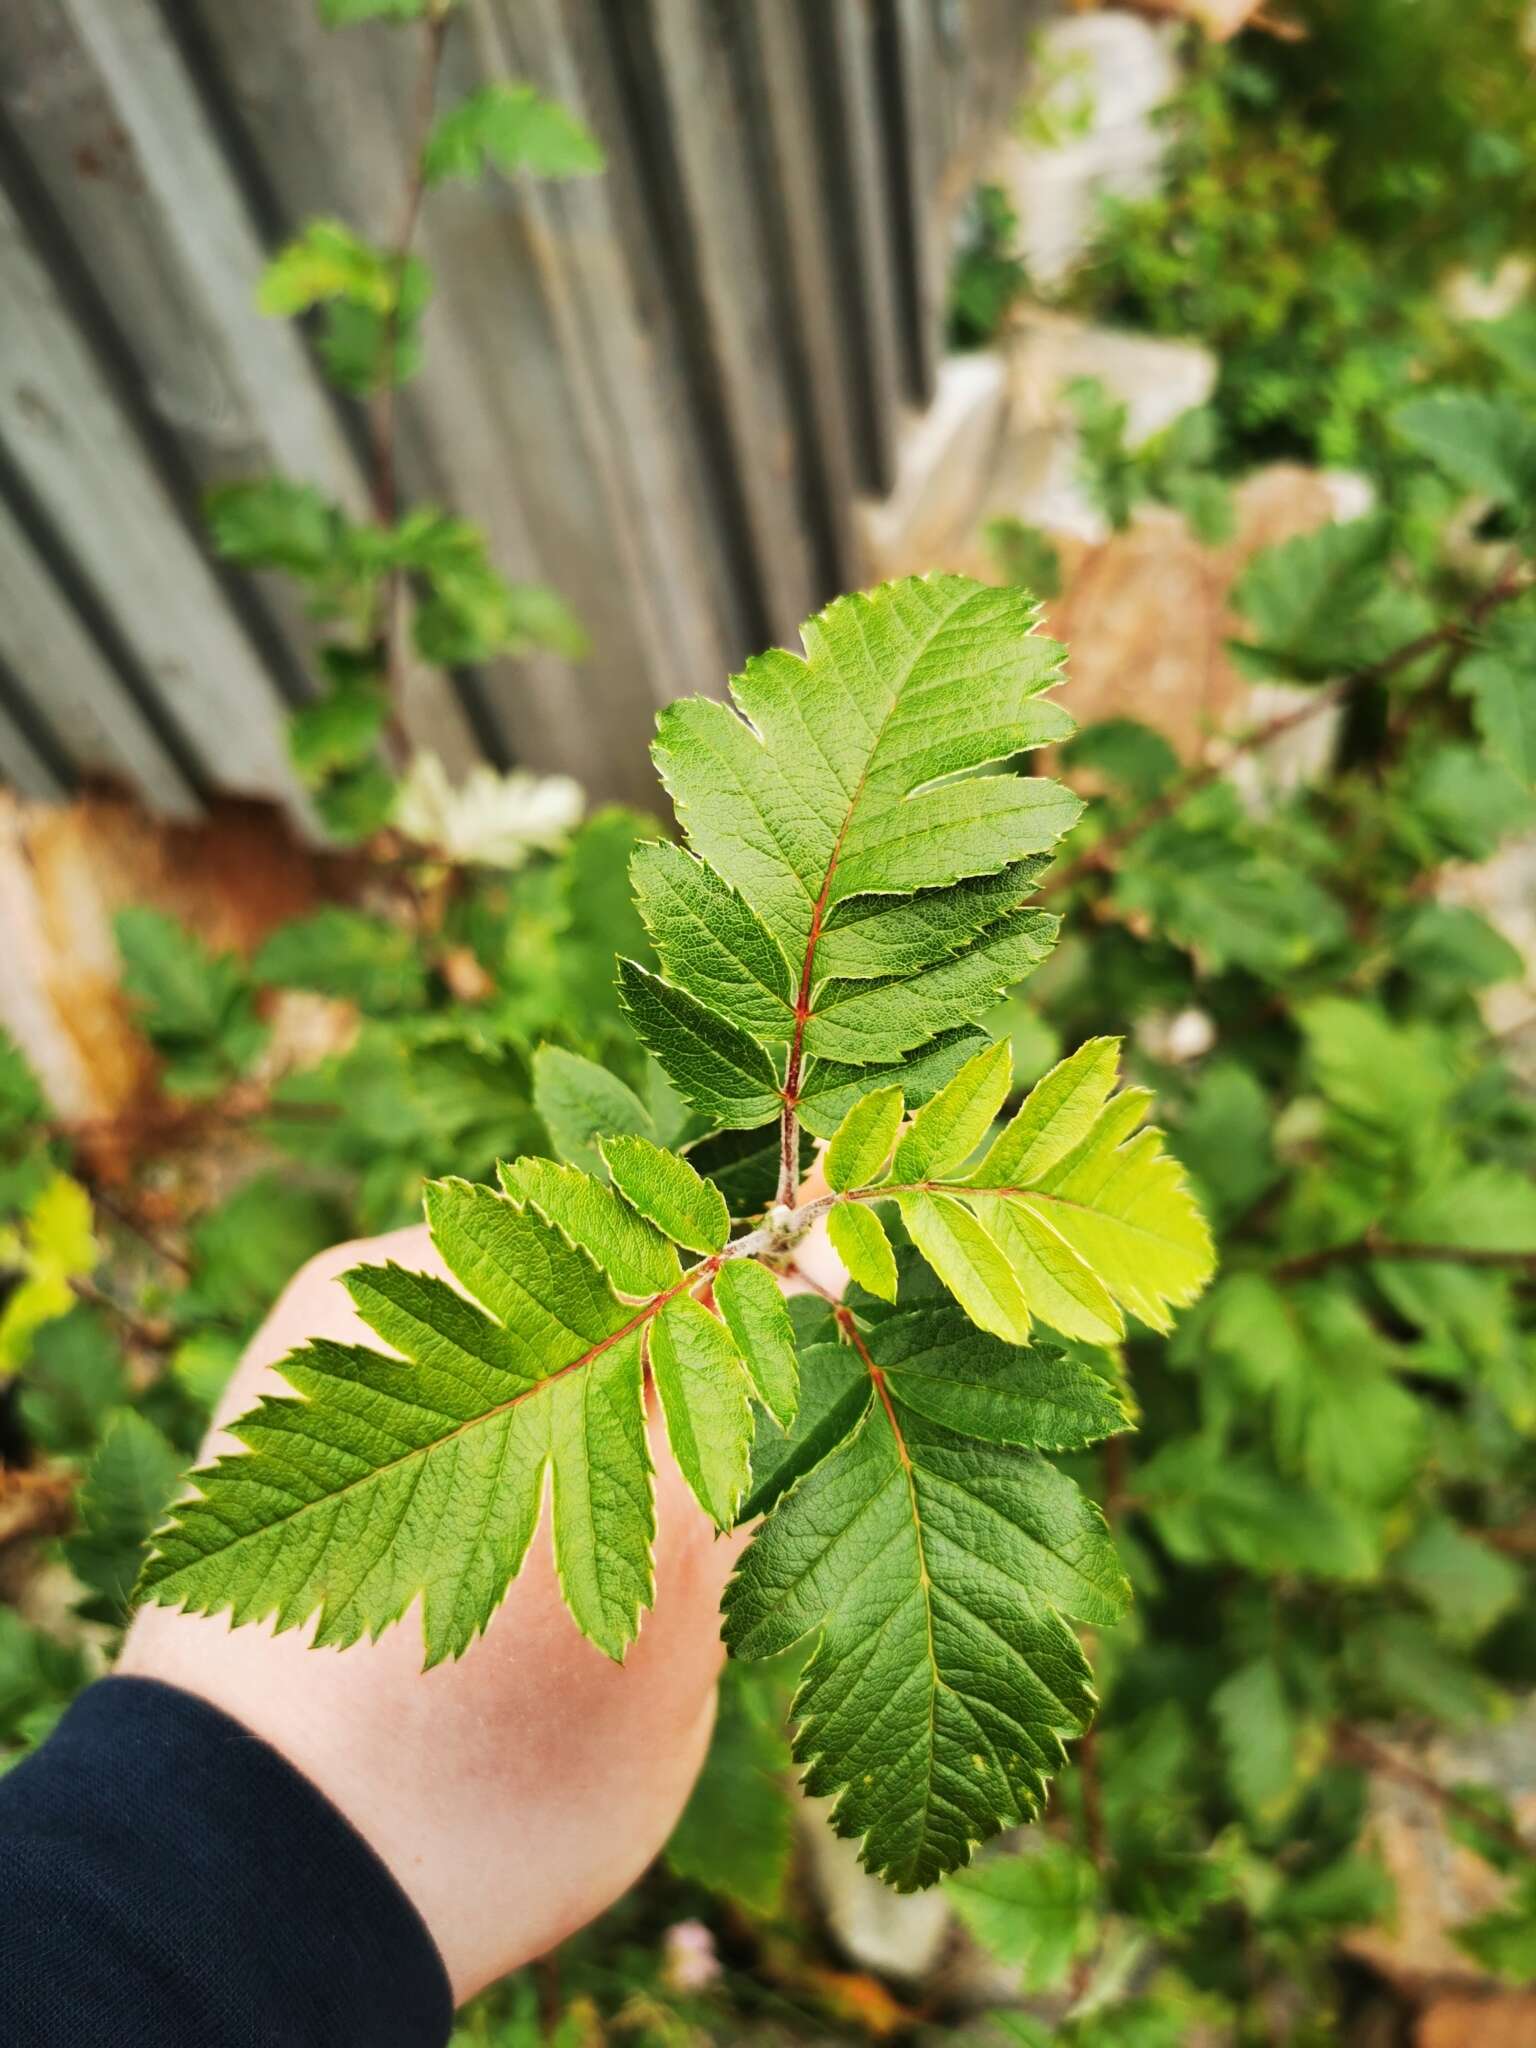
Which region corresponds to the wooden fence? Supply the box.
[0,0,1031,819]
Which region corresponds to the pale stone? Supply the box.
[1011,308,1219,453]
[1344,1702,1536,1995]
[859,352,1009,580]
[997,12,1180,289]
[799,1799,952,1982]
[1439,834,1536,1082]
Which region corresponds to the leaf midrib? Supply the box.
[784,585,978,1115]
[842,1308,948,1878]
[148,1261,716,1583]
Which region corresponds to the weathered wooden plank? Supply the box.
[4,0,480,773]
[0,685,67,801]
[182,0,663,801]
[0,179,311,816]
[796,0,904,498]
[634,0,820,648]
[740,0,868,598]
[0,491,201,815]
[480,0,740,707]
[878,0,940,407]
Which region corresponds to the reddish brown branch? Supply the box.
[1273,1237,1536,1282]
[1333,1724,1535,1863]
[368,6,450,766]
[1041,569,1532,899]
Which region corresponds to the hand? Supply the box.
[120,1223,746,2003]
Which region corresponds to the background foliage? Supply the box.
[3,1,1536,2043]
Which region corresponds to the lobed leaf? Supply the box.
[423,82,604,186]
[647,575,1078,1120]
[724,1304,1129,1888]
[139,1185,658,1665]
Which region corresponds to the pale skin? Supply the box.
[121,1181,844,2006]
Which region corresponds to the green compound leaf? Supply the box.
[724,1304,1129,1889]
[600,1134,728,1254]
[139,1183,656,1665]
[850,1038,1214,1344]
[649,1295,753,1528]
[649,574,1078,1117]
[423,82,604,186]
[712,1257,799,1427]
[135,576,1213,1897]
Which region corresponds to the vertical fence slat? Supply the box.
[878,0,940,407]
[635,0,821,649]
[0,0,1033,816]
[47,0,481,772]
[796,0,904,498]
[742,0,868,599]
[0,493,201,814]
[478,0,739,714]
[0,691,67,800]
[0,181,311,817]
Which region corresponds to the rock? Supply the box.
[1011,309,1218,456]
[995,13,1180,291]
[0,789,333,1134]
[1343,1703,1536,1997]
[1040,463,1370,764]
[1439,834,1536,1083]
[799,1799,953,1983]
[860,353,1009,580]
[1418,1992,1536,2048]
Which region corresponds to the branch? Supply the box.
[1041,567,1532,899]
[1332,1724,1535,1864]
[1273,1236,1536,1282]
[369,5,450,765]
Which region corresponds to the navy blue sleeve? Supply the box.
[0,1676,454,2048]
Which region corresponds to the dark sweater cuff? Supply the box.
[0,1675,453,2048]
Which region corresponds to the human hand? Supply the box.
[120,1222,748,2003]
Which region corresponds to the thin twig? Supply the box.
[1041,569,1532,899]
[368,4,450,766]
[1273,1237,1536,1282]
[69,1277,175,1351]
[1333,1724,1535,1863]
[1076,1724,1108,1873]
